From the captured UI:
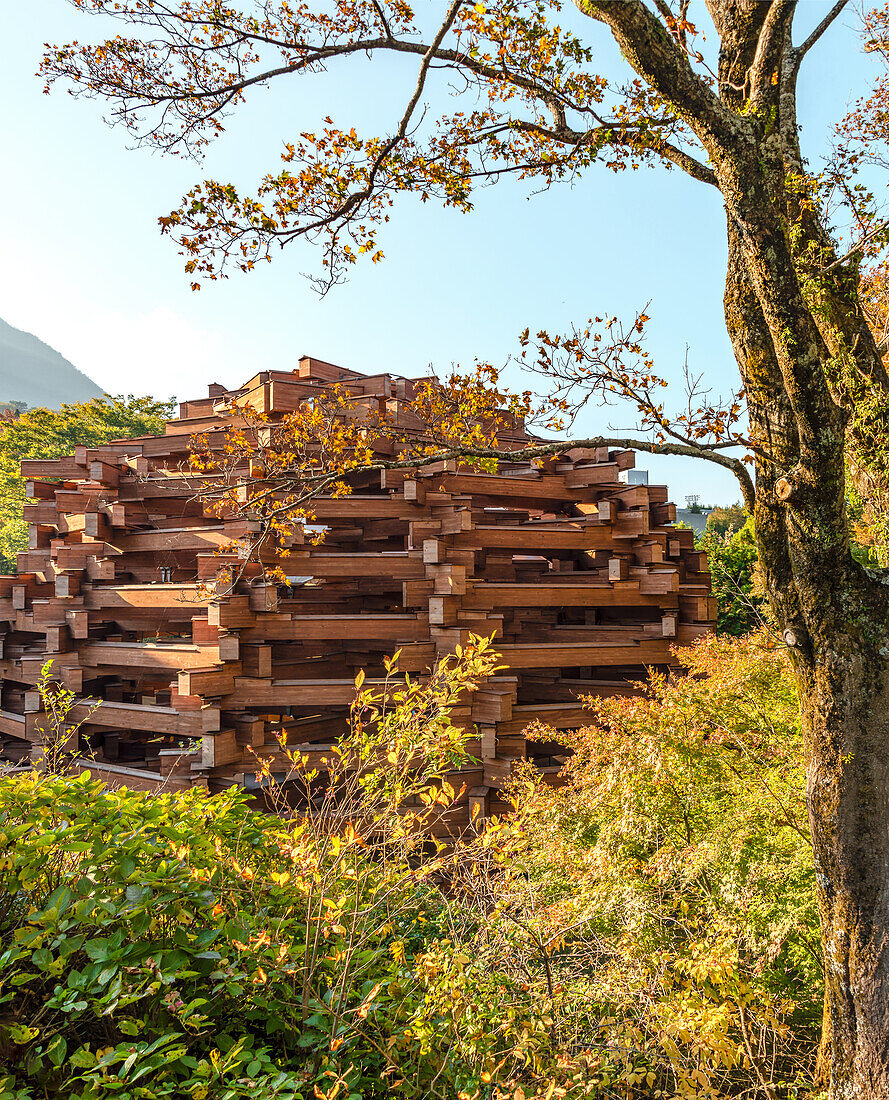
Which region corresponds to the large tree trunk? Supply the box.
[699,5,889,1086]
[724,182,889,1099]
[727,263,889,1091]
[725,195,889,1096]
[717,92,889,1091]
[797,624,889,1096]
[585,0,889,1077]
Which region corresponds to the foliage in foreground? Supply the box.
[0,396,175,572]
[511,632,819,1096]
[0,635,819,1100]
[0,638,508,1100]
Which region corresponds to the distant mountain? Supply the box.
[0,316,103,409]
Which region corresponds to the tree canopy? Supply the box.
[0,396,175,572]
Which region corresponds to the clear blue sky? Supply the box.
[0,2,876,504]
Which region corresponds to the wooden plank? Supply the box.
[201,729,241,767]
[178,666,240,696]
[115,527,254,553]
[453,525,615,551]
[498,704,591,734]
[72,759,192,793]
[20,458,85,479]
[0,710,26,739]
[497,641,674,668]
[302,497,430,521]
[239,614,428,642]
[283,552,425,579]
[228,678,389,706]
[73,699,219,735]
[79,641,220,671]
[83,584,212,610]
[463,582,676,609]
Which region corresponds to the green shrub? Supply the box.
[506,633,820,1097]
[704,504,747,537]
[0,639,520,1100]
[0,396,174,573]
[0,633,821,1100]
[698,516,765,636]
[0,776,312,1099]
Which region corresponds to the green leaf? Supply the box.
[7,1024,38,1045]
[83,939,111,962]
[31,948,53,969]
[69,1046,96,1069]
[46,1035,67,1067]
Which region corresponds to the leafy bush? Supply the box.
[1,776,313,1099]
[0,634,820,1100]
[0,639,525,1100]
[495,633,820,1097]
[704,504,748,538]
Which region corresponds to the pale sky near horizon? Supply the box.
[0,1,878,504]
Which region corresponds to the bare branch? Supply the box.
[260,436,756,513]
[793,0,848,60]
[824,218,889,272]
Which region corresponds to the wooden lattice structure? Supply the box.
[0,356,714,831]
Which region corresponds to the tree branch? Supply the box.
[257,436,756,512]
[656,141,717,185]
[749,1,796,108]
[792,0,848,60]
[824,219,889,272]
[576,0,734,152]
[508,118,717,186]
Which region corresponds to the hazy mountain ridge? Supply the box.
[0,316,103,409]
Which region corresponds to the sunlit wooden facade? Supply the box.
[0,356,714,830]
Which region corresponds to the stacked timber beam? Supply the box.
[0,356,714,831]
